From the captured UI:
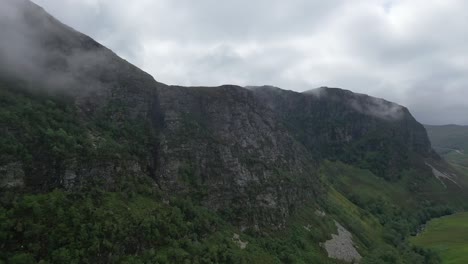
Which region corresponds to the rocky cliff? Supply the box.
[252,86,435,180]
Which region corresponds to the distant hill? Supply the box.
[425,125,468,153]
[425,124,468,177]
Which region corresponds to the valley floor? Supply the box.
[411,212,468,264]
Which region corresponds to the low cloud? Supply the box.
[0,0,116,95]
[350,97,405,121]
[9,0,468,124]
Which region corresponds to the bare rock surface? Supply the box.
[232,233,248,249]
[426,162,460,188]
[323,221,362,263]
[0,162,24,188]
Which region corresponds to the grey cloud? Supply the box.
[20,0,468,125]
[350,97,405,121]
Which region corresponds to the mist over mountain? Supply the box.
[30,0,468,125]
[1,1,468,263]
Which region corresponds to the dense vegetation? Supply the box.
[1,187,286,264]
[0,173,445,264]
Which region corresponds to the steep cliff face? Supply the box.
[252,86,434,180]
[156,85,321,229]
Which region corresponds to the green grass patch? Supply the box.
[411,212,468,264]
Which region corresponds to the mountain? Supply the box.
[0,1,466,263]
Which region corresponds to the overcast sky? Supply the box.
[32,0,468,125]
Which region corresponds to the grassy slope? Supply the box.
[411,212,468,264]
[320,161,452,263]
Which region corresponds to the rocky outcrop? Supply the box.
[425,162,460,188]
[0,162,24,188]
[323,221,362,263]
[232,233,248,249]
